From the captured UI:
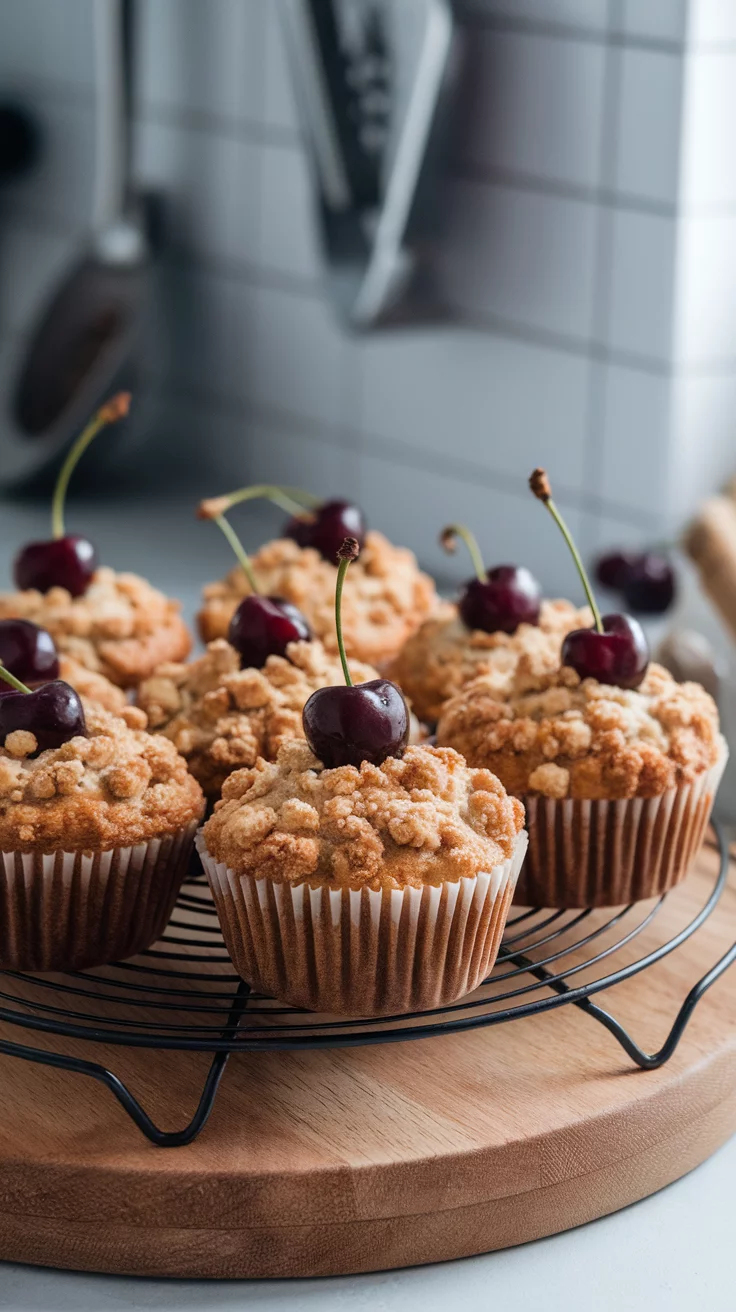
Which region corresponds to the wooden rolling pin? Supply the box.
[684,496,736,643]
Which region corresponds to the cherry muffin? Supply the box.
[198,741,527,1016]
[137,637,381,801]
[390,598,591,724]
[437,662,726,907]
[0,699,204,969]
[198,531,437,667]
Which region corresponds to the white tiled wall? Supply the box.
[2,0,736,593]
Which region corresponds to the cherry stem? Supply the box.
[539,494,603,633]
[212,514,260,594]
[334,551,355,688]
[441,524,486,583]
[0,664,32,695]
[51,392,131,539]
[197,484,319,523]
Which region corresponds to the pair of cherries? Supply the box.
[595,549,676,616]
[0,618,86,752]
[200,490,366,670]
[443,496,648,690]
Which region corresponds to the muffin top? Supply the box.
[437,661,722,801]
[197,532,437,665]
[0,567,192,688]
[390,599,590,723]
[137,638,380,799]
[203,740,525,890]
[58,655,128,713]
[0,701,204,851]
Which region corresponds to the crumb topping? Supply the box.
[58,655,128,712]
[136,638,380,798]
[390,599,591,723]
[0,567,192,688]
[203,741,525,890]
[0,700,204,850]
[436,662,722,800]
[197,532,437,664]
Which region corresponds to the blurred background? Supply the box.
[1,0,736,758]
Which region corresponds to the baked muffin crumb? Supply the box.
[204,741,525,889]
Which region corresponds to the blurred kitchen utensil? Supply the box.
[281,0,457,329]
[0,103,41,183]
[2,0,150,486]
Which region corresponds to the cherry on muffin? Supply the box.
[302,537,409,768]
[199,482,366,565]
[197,501,311,667]
[530,468,649,689]
[440,524,542,635]
[13,393,131,598]
[595,548,676,616]
[0,663,86,753]
[0,618,59,684]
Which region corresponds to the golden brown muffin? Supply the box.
[136,638,380,800]
[437,661,721,801]
[197,532,437,665]
[390,598,591,723]
[0,567,192,689]
[0,700,205,971]
[0,700,204,850]
[205,740,525,890]
[58,655,128,713]
[199,741,527,1014]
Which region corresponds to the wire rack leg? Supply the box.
[0,978,251,1147]
[517,938,736,1070]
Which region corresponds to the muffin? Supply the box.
[197,740,527,1016]
[137,637,381,801]
[0,566,192,689]
[197,532,437,666]
[437,660,726,907]
[390,598,591,724]
[0,701,204,970]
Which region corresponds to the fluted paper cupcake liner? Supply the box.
[0,820,199,971]
[197,830,528,1017]
[516,742,728,908]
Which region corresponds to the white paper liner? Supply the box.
[0,819,199,971]
[518,741,728,908]
[197,829,528,1016]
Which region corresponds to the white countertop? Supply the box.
[0,493,734,1312]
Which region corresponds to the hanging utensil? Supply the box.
[281,0,456,329]
[2,0,150,486]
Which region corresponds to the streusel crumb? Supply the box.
[0,700,204,850]
[197,532,437,665]
[0,567,192,688]
[437,661,722,800]
[136,638,380,798]
[58,655,128,712]
[203,741,525,890]
[390,599,591,723]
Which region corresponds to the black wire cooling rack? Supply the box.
[0,824,734,1148]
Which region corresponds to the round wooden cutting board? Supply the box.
[0,841,735,1280]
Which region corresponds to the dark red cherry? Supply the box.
[623,554,676,616]
[284,500,366,565]
[0,620,59,684]
[595,550,641,592]
[228,594,312,668]
[562,613,649,689]
[0,680,87,753]
[13,534,98,598]
[302,678,409,769]
[459,565,541,635]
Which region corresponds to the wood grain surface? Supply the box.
[0,840,734,1279]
